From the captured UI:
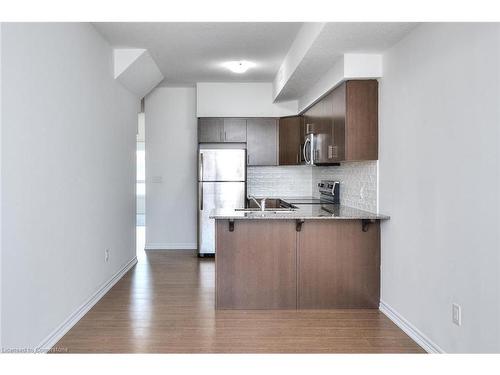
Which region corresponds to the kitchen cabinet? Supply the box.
[198,118,224,143]
[215,218,381,309]
[304,92,333,136]
[298,220,380,308]
[216,220,297,309]
[344,80,378,160]
[278,116,304,165]
[302,79,378,162]
[222,118,247,142]
[246,118,278,166]
[198,118,247,143]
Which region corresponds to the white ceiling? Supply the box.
[94,22,417,100]
[93,22,303,84]
[276,23,418,100]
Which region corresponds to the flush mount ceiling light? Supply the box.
[222,60,256,74]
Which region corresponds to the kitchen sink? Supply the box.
[245,198,297,210]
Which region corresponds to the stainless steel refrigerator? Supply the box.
[198,148,246,256]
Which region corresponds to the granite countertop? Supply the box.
[210,204,390,221]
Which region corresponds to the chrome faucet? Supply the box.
[248,195,267,211]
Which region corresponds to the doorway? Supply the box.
[136,110,146,256]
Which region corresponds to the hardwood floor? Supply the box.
[54,250,425,353]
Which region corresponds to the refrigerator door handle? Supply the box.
[200,183,203,211]
[199,152,204,180]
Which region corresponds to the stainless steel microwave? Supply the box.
[303,131,342,165]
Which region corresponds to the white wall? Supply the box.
[379,23,500,353]
[145,87,198,250]
[0,23,138,349]
[0,23,3,350]
[197,82,298,117]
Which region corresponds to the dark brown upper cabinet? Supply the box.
[302,80,378,162]
[198,118,247,143]
[278,116,304,165]
[198,118,224,143]
[344,80,378,161]
[246,118,278,166]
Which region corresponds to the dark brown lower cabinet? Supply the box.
[215,219,380,309]
[216,220,297,309]
[298,220,380,308]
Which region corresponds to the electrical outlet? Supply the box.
[152,176,163,183]
[105,248,110,262]
[452,303,461,326]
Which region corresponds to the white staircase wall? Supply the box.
[114,49,164,98]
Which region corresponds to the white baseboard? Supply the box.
[145,243,197,250]
[379,300,445,353]
[37,256,138,353]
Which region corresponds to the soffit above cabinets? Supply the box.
[273,22,419,103]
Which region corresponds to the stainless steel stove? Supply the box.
[317,180,340,212]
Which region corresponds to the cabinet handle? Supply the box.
[247,154,250,165]
[296,219,305,232]
[224,131,227,141]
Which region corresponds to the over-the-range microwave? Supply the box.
[303,126,344,166]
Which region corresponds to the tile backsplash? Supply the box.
[247,161,378,212]
[247,166,313,197]
[312,161,378,212]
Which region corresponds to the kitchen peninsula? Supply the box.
[202,79,385,310]
[211,195,389,310]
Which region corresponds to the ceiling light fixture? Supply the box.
[222,60,256,74]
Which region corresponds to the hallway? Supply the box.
[54,245,424,353]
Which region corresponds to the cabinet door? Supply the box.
[223,118,247,142]
[198,118,223,142]
[278,116,302,165]
[298,220,380,308]
[330,83,346,161]
[303,95,332,136]
[216,220,297,309]
[247,118,278,166]
[345,80,378,161]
